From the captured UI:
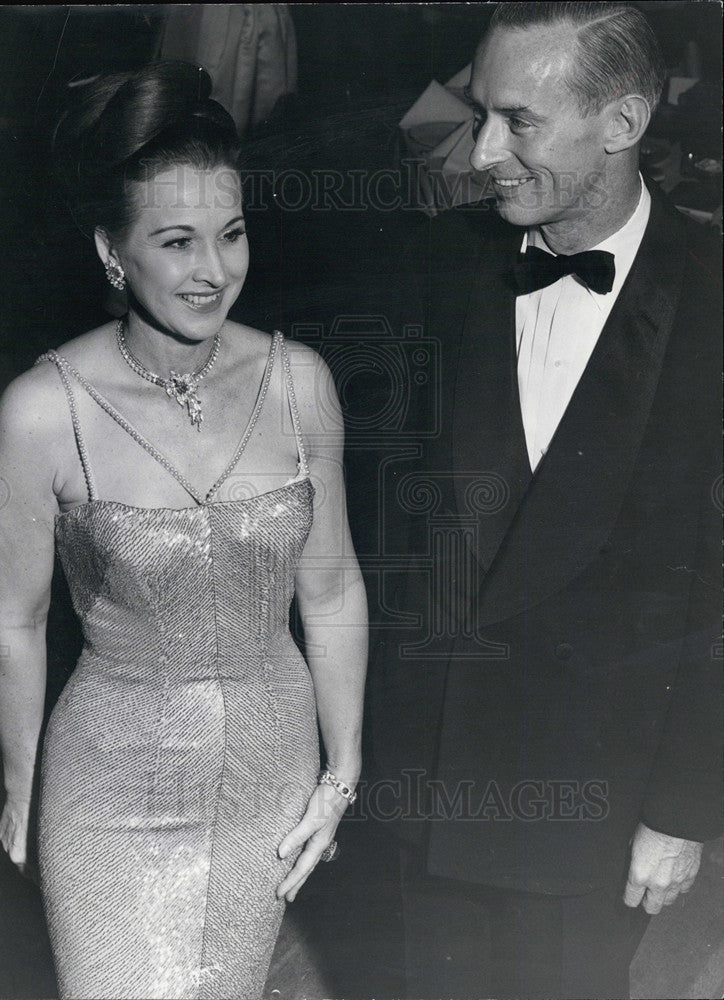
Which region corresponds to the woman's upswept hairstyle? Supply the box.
[52,61,242,236]
[489,2,666,117]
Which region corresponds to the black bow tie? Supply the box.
[512,245,616,295]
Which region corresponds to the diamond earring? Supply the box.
[105,259,126,291]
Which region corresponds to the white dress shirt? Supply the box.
[516,177,651,471]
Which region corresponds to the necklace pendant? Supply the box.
[167,372,198,401]
[167,372,204,431]
[115,322,219,433]
[187,394,203,431]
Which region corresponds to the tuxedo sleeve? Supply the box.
[640,409,722,843]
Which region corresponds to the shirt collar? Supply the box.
[521,175,651,310]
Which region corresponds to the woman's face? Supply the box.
[110,164,249,341]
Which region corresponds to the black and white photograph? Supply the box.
[0,4,721,999]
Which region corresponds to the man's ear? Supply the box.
[604,95,651,153]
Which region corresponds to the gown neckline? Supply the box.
[55,473,312,522]
[43,329,314,517]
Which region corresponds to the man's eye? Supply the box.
[472,113,486,141]
[509,117,530,131]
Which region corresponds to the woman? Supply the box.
[0,62,367,999]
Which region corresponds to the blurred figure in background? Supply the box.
[159,5,297,135]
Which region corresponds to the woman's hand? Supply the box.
[276,783,349,902]
[0,796,35,879]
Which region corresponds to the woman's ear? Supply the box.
[604,95,651,153]
[95,226,128,314]
[94,226,114,268]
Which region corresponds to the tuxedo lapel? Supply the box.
[451,224,531,574]
[476,196,687,627]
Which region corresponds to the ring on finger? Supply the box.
[319,840,340,863]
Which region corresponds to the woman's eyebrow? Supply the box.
[148,215,245,238]
[148,224,195,236]
[220,215,245,230]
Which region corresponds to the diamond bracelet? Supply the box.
[318,768,358,805]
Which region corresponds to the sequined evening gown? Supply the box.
[36,331,319,1000]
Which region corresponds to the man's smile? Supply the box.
[491,176,535,188]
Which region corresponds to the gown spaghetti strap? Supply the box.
[36,331,318,999]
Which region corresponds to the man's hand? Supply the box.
[623,822,702,914]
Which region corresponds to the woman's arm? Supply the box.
[276,347,368,901]
[0,371,61,871]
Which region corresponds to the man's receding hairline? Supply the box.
[474,22,583,99]
[476,19,581,61]
[487,5,626,37]
[475,15,646,113]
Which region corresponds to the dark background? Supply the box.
[0,5,721,998]
[0,3,721,375]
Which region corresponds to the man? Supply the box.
[371,3,721,997]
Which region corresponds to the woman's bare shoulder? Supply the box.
[226,323,334,427]
[224,321,278,364]
[225,322,322,363]
[0,324,113,439]
[281,334,322,365]
[280,335,330,389]
[1,356,63,426]
[0,368,66,468]
[277,336,340,443]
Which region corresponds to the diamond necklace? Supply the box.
[116,319,221,431]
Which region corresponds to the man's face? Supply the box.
[469,24,612,229]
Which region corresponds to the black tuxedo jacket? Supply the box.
[370,191,722,895]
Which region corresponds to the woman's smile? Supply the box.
[178,290,226,312]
